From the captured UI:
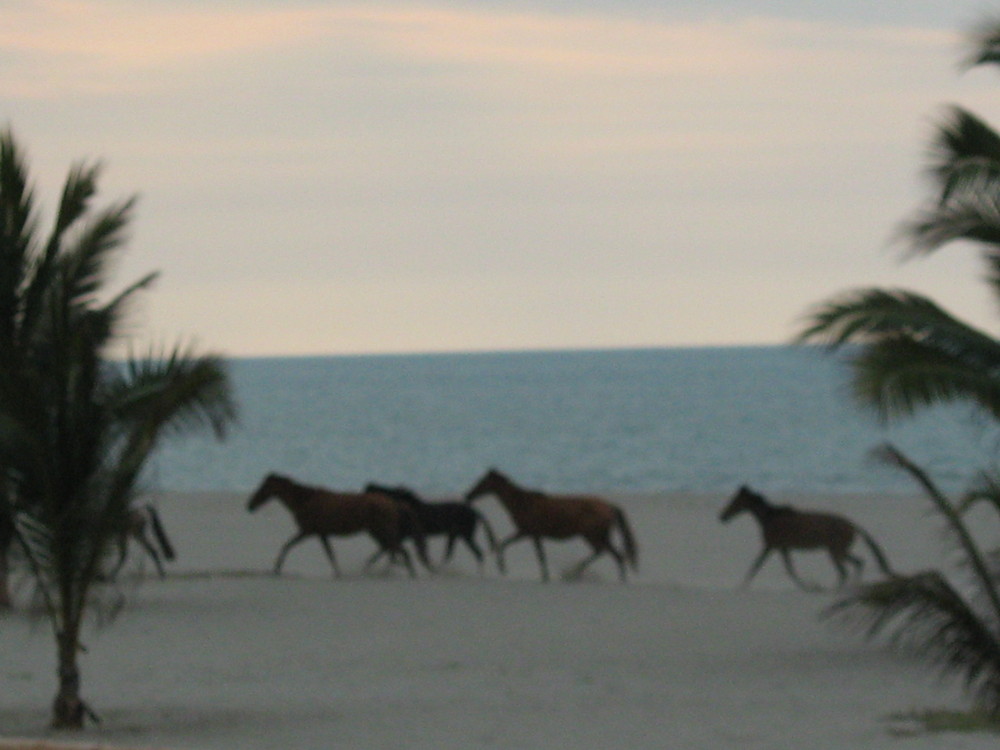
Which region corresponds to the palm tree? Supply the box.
[797,119,1000,420]
[828,445,1000,717]
[0,129,237,728]
[798,18,1000,717]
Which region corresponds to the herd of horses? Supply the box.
[0,471,897,603]
[241,470,893,587]
[246,469,639,583]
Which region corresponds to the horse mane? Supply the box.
[740,486,797,519]
[366,483,425,506]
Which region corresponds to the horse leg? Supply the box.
[364,547,386,571]
[741,547,772,587]
[780,549,819,591]
[826,551,848,588]
[368,536,416,577]
[396,545,417,578]
[834,551,863,586]
[108,533,129,581]
[461,533,485,570]
[495,532,525,575]
[846,551,864,580]
[605,543,627,582]
[568,550,601,580]
[272,531,309,575]
[318,536,341,578]
[531,537,550,582]
[136,532,165,578]
[443,534,459,565]
[589,529,628,582]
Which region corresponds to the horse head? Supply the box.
[247,473,292,512]
[464,468,507,503]
[719,484,760,523]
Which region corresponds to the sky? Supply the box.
[3,0,1000,357]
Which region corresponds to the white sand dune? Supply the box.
[1,490,996,749]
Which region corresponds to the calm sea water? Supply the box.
[149,346,999,496]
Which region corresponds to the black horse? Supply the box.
[365,483,502,573]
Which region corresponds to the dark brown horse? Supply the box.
[464,469,638,582]
[365,483,501,573]
[110,504,176,579]
[247,473,429,578]
[719,485,893,590]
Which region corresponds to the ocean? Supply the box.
[150,345,998,497]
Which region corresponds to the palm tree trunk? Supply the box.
[52,626,85,729]
[0,536,10,607]
[0,563,10,608]
[0,513,12,608]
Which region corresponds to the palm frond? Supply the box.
[962,469,1000,517]
[852,338,1000,421]
[798,289,1000,418]
[872,444,1000,624]
[797,288,982,346]
[51,162,100,242]
[903,190,1000,255]
[114,348,237,438]
[95,349,236,517]
[92,271,159,345]
[0,128,36,255]
[827,571,1000,713]
[56,197,137,310]
[17,162,103,351]
[926,107,1000,206]
[0,128,38,354]
[965,16,1000,69]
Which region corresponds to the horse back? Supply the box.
[764,509,854,551]
[294,490,398,536]
[511,492,616,538]
[420,501,478,536]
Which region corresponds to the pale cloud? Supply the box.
[1,2,956,96]
[2,1,347,97]
[0,1,987,355]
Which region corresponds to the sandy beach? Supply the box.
[1,489,996,749]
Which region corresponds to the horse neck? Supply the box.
[745,495,781,524]
[272,482,308,512]
[488,479,534,512]
[398,493,422,508]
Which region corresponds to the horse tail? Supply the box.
[855,525,893,577]
[613,506,638,572]
[146,505,176,561]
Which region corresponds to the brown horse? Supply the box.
[247,473,429,578]
[463,469,638,582]
[110,504,176,579]
[719,485,893,590]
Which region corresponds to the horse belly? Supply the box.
[767,516,852,551]
[306,517,367,536]
[526,502,610,539]
[294,500,368,536]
